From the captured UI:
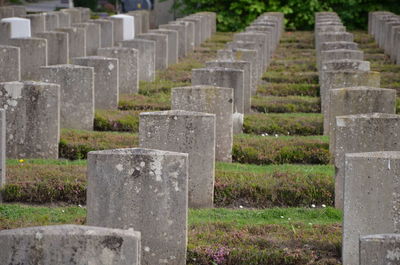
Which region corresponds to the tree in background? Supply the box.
[171,0,400,31]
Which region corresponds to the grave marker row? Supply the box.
[317,12,400,265]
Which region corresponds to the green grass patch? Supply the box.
[118,92,172,111]
[233,134,330,165]
[0,204,341,264]
[59,129,137,160]
[251,96,320,113]
[2,161,334,207]
[257,83,319,97]
[262,71,318,84]
[244,113,323,136]
[94,109,140,132]
[0,204,86,230]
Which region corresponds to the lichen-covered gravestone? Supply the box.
[139,110,216,208]
[0,225,141,265]
[0,81,60,159]
[343,152,400,265]
[172,85,234,162]
[87,148,188,265]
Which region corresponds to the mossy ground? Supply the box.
[3,30,398,264]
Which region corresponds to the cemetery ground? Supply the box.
[1,29,399,264]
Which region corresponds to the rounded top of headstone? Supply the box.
[88,148,189,158]
[140,109,215,117]
[360,234,400,242]
[0,225,141,238]
[345,151,400,160]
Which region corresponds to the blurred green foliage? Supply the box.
[171,0,400,31]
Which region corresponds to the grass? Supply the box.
[251,96,320,113]
[233,134,330,165]
[244,113,323,136]
[257,83,320,97]
[2,160,334,207]
[0,204,341,264]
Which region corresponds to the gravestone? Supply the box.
[0,17,31,38]
[0,45,20,82]
[172,85,234,162]
[0,225,141,265]
[328,86,396,154]
[56,27,86,59]
[72,56,119,109]
[98,47,138,94]
[73,22,100,56]
[136,33,168,70]
[0,81,60,159]
[335,113,400,209]
[150,29,178,65]
[61,8,81,24]
[44,12,59,31]
[36,32,69,65]
[119,39,155,82]
[39,64,94,130]
[159,23,186,58]
[110,14,134,43]
[360,234,400,265]
[25,14,46,35]
[140,110,216,208]
[90,19,113,48]
[343,151,400,265]
[87,148,188,265]
[192,67,244,134]
[206,60,251,113]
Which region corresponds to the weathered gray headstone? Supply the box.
[0,45,20,82]
[140,110,216,208]
[73,22,100,56]
[343,151,400,265]
[44,12,59,31]
[0,225,141,265]
[172,85,234,162]
[39,64,94,130]
[328,86,396,154]
[206,60,252,113]
[36,31,69,65]
[136,33,168,70]
[119,38,155,82]
[72,56,119,109]
[0,81,60,159]
[320,70,380,128]
[159,23,186,58]
[25,14,46,35]
[360,234,400,265]
[335,113,400,210]
[150,29,178,65]
[98,47,138,94]
[87,148,188,265]
[90,19,113,48]
[61,8,81,24]
[56,27,86,59]
[6,38,47,80]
